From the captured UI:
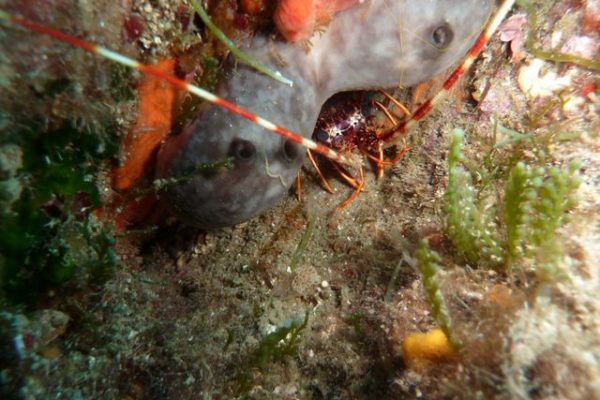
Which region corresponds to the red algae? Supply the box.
[123,15,144,42]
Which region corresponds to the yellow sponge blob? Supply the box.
[401,328,457,368]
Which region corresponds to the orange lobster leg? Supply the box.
[335,166,364,211]
[307,149,335,194]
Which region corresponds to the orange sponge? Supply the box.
[113,58,177,191]
[274,0,359,42]
[401,329,458,369]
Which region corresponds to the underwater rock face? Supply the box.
[156,0,493,228]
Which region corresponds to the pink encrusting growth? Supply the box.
[274,0,359,42]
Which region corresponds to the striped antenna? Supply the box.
[379,0,516,144]
[0,9,355,167]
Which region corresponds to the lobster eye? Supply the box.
[229,139,256,162]
[282,139,300,162]
[431,22,454,49]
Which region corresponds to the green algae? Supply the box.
[519,0,600,72]
[189,0,293,86]
[254,312,309,370]
[0,119,118,305]
[415,240,459,349]
[445,129,504,267]
[443,128,580,272]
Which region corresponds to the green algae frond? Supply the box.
[255,312,309,369]
[189,0,294,86]
[519,0,600,72]
[415,240,460,349]
[443,128,581,274]
[444,129,504,266]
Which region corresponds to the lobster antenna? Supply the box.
[0,9,354,166]
[380,0,516,143]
